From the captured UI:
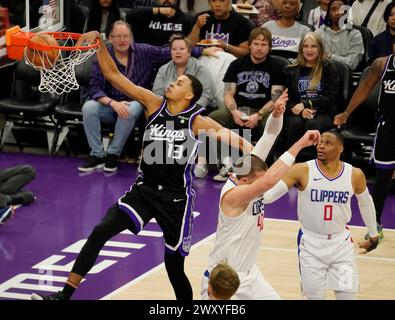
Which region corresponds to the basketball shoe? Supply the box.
[78,156,105,172]
[193,163,208,178]
[104,154,119,172]
[213,165,232,182]
[0,206,14,225]
[31,291,65,300]
[364,223,384,241]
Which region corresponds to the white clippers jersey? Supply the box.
[207,177,265,272]
[298,160,354,235]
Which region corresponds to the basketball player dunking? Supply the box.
[202,91,322,300]
[31,30,254,300]
[262,130,379,300]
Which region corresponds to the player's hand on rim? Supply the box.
[76,31,100,47]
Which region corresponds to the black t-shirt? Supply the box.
[223,55,286,109]
[197,10,253,46]
[297,66,322,101]
[127,8,195,46]
[379,54,395,124]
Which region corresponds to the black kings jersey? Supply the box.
[140,100,204,190]
[379,54,395,124]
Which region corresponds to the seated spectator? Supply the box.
[308,0,330,30]
[83,0,125,40]
[348,0,391,37]
[153,34,216,110]
[283,32,338,152]
[208,27,286,181]
[368,1,395,64]
[126,0,195,46]
[0,165,36,224]
[316,0,364,71]
[188,0,253,57]
[79,21,144,173]
[262,0,311,60]
[236,0,279,27]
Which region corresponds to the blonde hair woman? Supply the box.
[282,32,339,152]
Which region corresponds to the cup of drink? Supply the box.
[239,106,251,121]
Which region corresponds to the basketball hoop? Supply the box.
[6,26,100,95]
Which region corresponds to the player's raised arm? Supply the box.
[77,31,162,115]
[252,89,287,161]
[333,57,385,128]
[262,162,309,204]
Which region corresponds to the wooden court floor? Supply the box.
[105,219,395,300]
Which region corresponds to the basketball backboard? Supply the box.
[0,0,64,64]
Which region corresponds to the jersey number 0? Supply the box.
[324,205,333,221]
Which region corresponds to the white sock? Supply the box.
[334,291,356,300]
[223,156,233,169]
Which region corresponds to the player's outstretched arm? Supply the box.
[353,168,379,254]
[225,130,320,207]
[262,162,308,204]
[192,115,254,154]
[77,31,162,114]
[333,57,385,128]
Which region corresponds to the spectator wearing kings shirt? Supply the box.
[262,0,311,60]
[188,0,253,58]
[126,0,195,46]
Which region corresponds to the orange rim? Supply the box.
[26,31,99,51]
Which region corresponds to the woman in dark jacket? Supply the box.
[283,31,339,150]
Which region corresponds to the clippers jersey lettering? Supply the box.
[207,177,265,272]
[298,160,354,235]
[140,100,204,189]
[379,54,395,124]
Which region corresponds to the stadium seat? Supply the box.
[51,55,94,155]
[351,25,373,89]
[69,3,89,34]
[331,60,352,113]
[0,60,59,153]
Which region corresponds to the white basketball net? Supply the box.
[24,36,98,95]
